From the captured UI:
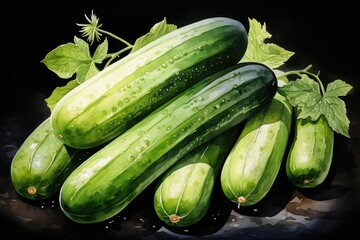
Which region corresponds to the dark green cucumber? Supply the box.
[153,127,239,227]
[220,76,293,206]
[51,17,248,149]
[10,117,94,200]
[286,112,334,188]
[59,62,277,224]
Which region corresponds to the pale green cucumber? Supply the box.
[286,112,334,188]
[153,127,239,227]
[220,77,293,206]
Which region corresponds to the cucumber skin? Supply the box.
[286,114,334,188]
[10,118,94,200]
[153,127,239,227]
[51,17,248,149]
[59,62,277,224]
[220,78,293,206]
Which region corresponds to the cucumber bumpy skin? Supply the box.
[153,127,240,227]
[50,17,248,149]
[286,112,334,188]
[220,77,293,207]
[59,62,277,224]
[10,118,95,200]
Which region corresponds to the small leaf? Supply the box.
[45,80,79,111]
[42,36,108,83]
[323,96,350,137]
[241,18,295,69]
[93,38,108,63]
[130,17,177,53]
[326,79,353,97]
[278,74,322,120]
[279,74,353,138]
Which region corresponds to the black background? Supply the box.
[1,0,359,239]
[2,1,359,122]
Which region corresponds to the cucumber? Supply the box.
[59,62,277,224]
[220,76,293,207]
[51,17,248,149]
[10,117,94,200]
[285,111,334,188]
[153,126,239,227]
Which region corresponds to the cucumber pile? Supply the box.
[10,16,351,227]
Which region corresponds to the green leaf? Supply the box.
[45,80,79,111]
[278,74,323,120]
[279,75,353,137]
[323,94,350,137]
[41,36,108,83]
[326,79,353,97]
[241,18,295,69]
[93,38,108,63]
[130,17,177,53]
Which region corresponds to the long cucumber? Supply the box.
[153,126,239,227]
[220,76,292,206]
[59,62,277,224]
[50,17,248,149]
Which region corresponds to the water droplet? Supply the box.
[143,139,150,147]
[161,63,167,68]
[128,154,135,161]
[166,126,172,131]
[124,98,130,103]
[192,107,199,111]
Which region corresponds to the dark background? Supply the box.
[2,1,358,120]
[1,0,359,239]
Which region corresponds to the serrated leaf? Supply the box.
[93,38,108,63]
[326,79,353,97]
[130,17,177,53]
[279,74,352,137]
[278,74,322,119]
[42,36,107,82]
[45,80,79,111]
[241,18,295,69]
[323,95,350,137]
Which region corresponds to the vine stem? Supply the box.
[104,45,133,67]
[276,64,326,96]
[98,29,134,48]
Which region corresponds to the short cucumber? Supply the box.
[286,112,334,188]
[220,76,293,206]
[153,127,239,227]
[59,62,277,224]
[10,117,94,200]
[51,17,248,149]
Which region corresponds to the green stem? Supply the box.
[276,65,326,95]
[98,29,134,47]
[104,45,133,67]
